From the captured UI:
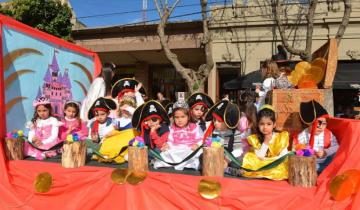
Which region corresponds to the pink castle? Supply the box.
[36,50,72,117]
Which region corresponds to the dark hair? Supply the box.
[256,108,276,143]
[32,104,53,125]
[173,107,190,127]
[243,102,257,134]
[64,102,80,118]
[100,67,114,96]
[190,105,207,123]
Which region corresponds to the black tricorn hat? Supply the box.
[111,78,146,99]
[165,102,174,117]
[160,99,171,108]
[88,97,117,120]
[132,100,170,129]
[205,100,240,129]
[299,100,329,124]
[187,92,214,109]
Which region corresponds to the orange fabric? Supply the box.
[0,118,358,209]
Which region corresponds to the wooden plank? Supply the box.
[311,38,338,88]
[272,89,333,133]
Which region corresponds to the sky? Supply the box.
[69,0,229,28]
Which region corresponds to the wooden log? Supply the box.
[288,155,317,187]
[128,146,148,172]
[202,147,224,177]
[61,141,87,168]
[4,137,24,160]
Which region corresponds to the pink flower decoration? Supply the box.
[296,150,304,156]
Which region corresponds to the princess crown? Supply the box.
[33,96,51,107]
[173,100,189,109]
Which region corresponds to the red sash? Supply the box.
[293,128,331,149]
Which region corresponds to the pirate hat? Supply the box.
[165,102,174,117]
[205,100,240,129]
[111,78,146,99]
[187,92,214,109]
[160,99,171,108]
[299,100,329,124]
[132,100,170,129]
[88,97,117,120]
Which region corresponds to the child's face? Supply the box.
[213,118,227,131]
[191,105,205,120]
[36,105,50,120]
[312,117,327,135]
[174,110,189,128]
[258,117,275,136]
[95,110,109,123]
[119,104,132,118]
[64,106,77,119]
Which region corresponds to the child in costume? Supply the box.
[24,96,61,160]
[111,78,146,108]
[87,97,117,143]
[113,97,136,131]
[187,93,214,133]
[204,100,249,159]
[165,102,174,125]
[87,97,137,163]
[153,101,203,170]
[59,101,88,141]
[239,105,289,180]
[132,100,170,150]
[255,60,278,109]
[294,100,339,173]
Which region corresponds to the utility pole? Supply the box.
[142,0,147,23]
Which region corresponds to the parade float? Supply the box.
[0,15,360,210]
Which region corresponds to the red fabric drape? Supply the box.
[0,118,357,210]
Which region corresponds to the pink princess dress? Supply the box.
[59,117,88,141]
[153,123,203,170]
[24,117,62,160]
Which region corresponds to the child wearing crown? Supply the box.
[294,100,339,173]
[24,96,62,160]
[153,100,203,170]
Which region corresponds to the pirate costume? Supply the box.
[204,100,249,159]
[294,100,339,173]
[132,100,170,150]
[187,93,214,133]
[153,101,203,170]
[88,97,138,163]
[111,78,146,108]
[240,105,289,180]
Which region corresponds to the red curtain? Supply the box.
[0,119,357,209]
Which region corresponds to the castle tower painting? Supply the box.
[37,50,73,116]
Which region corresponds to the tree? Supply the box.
[274,0,351,61]
[154,0,214,93]
[0,0,73,41]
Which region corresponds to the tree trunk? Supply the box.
[288,155,317,187]
[4,138,24,160]
[128,146,148,172]
[202,147,224,177]
[61,141,87,168]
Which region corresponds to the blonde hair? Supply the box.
[118,98,136,117]
[261,60,279,79]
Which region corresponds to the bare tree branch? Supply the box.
[169,0,180,16]
[274,0,308,60]
[200,0,214,79]
[154,0,163,16]
[304,0,318,59]
[335,0,352,44]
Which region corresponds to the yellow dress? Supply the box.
[92,129,139,163]
[241,131,289,180]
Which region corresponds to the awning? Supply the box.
[333,62,360,89]
[223,70,262,90]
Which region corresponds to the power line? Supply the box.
[75,0,339,20]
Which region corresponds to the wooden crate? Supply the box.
[272,89,334,133]
[271,39,338,133]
